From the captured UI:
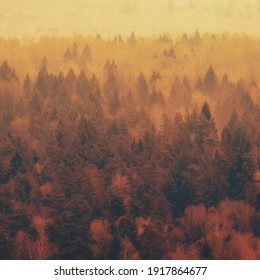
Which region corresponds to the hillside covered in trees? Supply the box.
[0,32,260,259]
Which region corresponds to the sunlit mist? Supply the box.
[0,0,260,37]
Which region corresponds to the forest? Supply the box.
[0,32,260,259]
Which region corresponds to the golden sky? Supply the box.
[0,0,260,37]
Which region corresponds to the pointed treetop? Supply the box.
[150,71,161,83]
[137,72,149,96]
[204,65,218,91]
[194,29,200,38]
[63,47,72,60]
[196,76,203,90]
[222,73,229,85]
[0,60,18,81]
[201,102,212,121]
[81,44,92,62]
[128,31,136,46]
[174,112,183,124]
[23,74,32,95]
[66,68,76,83]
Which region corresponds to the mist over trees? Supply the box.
[0,32,260,259]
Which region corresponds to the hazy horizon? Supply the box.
[1,0,260,38]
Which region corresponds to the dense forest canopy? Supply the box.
[0,32,260,259]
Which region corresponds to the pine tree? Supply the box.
[103,60,117,97]
[201,102,212,121]
[76,71,89,98]
[63,48,73,61]
[23,74,32,98]
[204,66,218,92]
[77,116,96,147]
[109,91,121,116]
[128,31,136,46]
[221,112,256,201]
[0,60,17,81]
[136,72,149,105]
[81,44,92,62]
[36,57,50,97]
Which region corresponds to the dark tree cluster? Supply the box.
[0,56,260,260]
